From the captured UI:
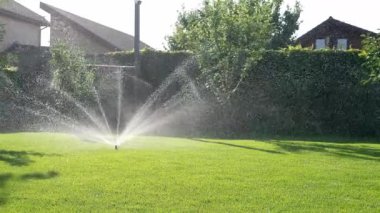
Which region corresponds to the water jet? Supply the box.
[6,58,203,149]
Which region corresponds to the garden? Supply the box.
[1,0,380,211]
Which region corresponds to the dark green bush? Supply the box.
[1,47,379,137]
[107,49,192,87]
[102,49,380,137]
[0,52,20,100]
[215,49,380,137]
[50,41,95,101]
[361,33,380,83]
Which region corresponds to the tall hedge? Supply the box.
[213,50,380,137]
[106,49,192,87]
[1,46,379,137]
[89,49,380,137]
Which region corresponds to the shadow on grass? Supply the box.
[196,133,380,144]
[0,171,59,206]
[0,173,13,205]
[190,138,284,154]
[190,138,380,161]
[20,171,59,181]
[251,135,380,144]
[0,150,60,167]
[269,141,380,162]
[0,174,13,188]
[0,149,61,206]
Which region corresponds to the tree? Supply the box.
[361,33,380,83]
[167,0,301,51]
[269,1,301,49]
[50,41,95,101]
[166,0,301,101]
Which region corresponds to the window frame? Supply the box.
[315,39,326,49]
[337,38,348,50]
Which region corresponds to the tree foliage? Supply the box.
[0,53,17,72]
[50,41,95,101]
[361,33,380,83]
[166,0,301,101]
[168,0,301,52]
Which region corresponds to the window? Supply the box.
[315,39,326,49]
[337,39,348,50]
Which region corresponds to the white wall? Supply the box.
[0,14,41,51]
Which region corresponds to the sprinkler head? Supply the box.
[115,145,118,150]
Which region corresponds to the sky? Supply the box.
[15,0,380,50]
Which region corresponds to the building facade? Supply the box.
[297,17,375,50]
[40,2,151,54]
[0,0,48,51]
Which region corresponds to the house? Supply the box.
[0,0,49,51]
[297,17,375,50]
[40,2,151,54]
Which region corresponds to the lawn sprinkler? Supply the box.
[115,145,118,150]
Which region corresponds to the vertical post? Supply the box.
[133,0,142,112]
[134,0,142,74]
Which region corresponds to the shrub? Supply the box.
[0,53,19,97]
[100,49,380,137]
[361,33,380,83]
[50,41,95,101]
[215,49,380,136]
[106,49,192,87]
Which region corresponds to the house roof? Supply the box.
[0,0,48,26]
[40,2,151,51]
[297,16,375,41]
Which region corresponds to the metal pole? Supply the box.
[134,0,142,74]
[133,0,142,111]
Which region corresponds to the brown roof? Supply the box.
[297,16,375,41]
[40,2,151,51]
[0,0,48,26]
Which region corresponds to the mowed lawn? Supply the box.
[0,133,379,212]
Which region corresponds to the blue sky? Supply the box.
[16,0,380,50]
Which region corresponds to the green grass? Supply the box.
[0,133,379,212]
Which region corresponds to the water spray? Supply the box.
[115,138,120,150]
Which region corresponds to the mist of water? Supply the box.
[2,59,205,148]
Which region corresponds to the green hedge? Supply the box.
[214,50,380,137]
[107,49,192,87]
[97,49,380,137]
[1,47,379,137]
